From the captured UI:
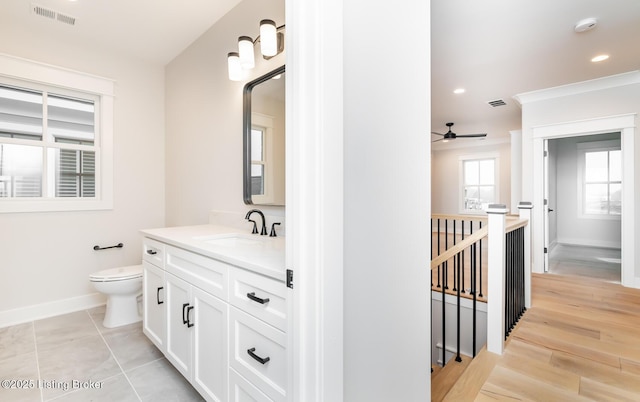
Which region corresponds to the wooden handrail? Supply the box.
[430,226,488,270]
[506,218,528,233]
[432,213,487,222]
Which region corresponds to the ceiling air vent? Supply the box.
[487,99,507,107]
[31,3,76,26]
[31,4,56,20]
[56,13,76,26]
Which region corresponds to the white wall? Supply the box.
[0,27,165,322]
[553,134,621,249]
[165,0,285,226]
[343,1,431,400]
[432,142,511,215]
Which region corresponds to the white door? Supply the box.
[543,139,550,272]
[142,262,165,351]
[166,272,193,379]
[192,287,228,402]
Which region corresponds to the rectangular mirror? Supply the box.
[243,65,285,205]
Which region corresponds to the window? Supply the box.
[250,113,274,204]
[579,141,621,217]
[0,54,113,212]
[460,155,498,213]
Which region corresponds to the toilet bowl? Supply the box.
[90,265,143,328]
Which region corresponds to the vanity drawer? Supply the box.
[230,307,287,402]
[229,268,287,331]
[143,237,165,268]
[165,245,228,301]
[229,368,274,402]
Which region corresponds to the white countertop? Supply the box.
[141,224,286,281]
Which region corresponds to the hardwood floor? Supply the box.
[474,273,640,401]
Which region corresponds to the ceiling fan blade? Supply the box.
[432,138,445,143]
[431,132,445,136]
[456,133,487,138]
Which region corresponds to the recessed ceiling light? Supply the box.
[453,88,465,94]
[591,54,609,62]
[574,18,597,33]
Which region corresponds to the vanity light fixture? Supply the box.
[227,52,242,81]
[227,19,285,81]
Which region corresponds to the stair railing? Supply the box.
[431,215,488,365]
[431,202,532,365]
[485,202,532,355]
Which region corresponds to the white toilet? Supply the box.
[89,265,143,328]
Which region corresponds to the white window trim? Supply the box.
[576,138,621,221]
[0,53,114,213]
[250,112,275,205]
[458,152,500,215]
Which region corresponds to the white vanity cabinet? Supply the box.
[141,228,288,402]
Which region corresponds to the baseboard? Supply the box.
[557,238,621,250]
[0,293,106,328]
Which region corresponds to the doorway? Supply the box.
[544,133,622,283]
[531,114,635,288]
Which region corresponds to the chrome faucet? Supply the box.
[245,209,267,235]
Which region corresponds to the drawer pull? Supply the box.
[247,347,270,364]
[156,287,164,304]
[186,306,195,328]
[247,292,270,305]
[146,249,158,255]
[182,303,190,325]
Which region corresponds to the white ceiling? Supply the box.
[431,0,640,147]
[0,0,242,65]
[2,0,639,147]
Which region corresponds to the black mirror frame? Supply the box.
[243,65,286,205]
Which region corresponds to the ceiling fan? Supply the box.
[431,122,487,143]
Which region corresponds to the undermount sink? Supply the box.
[194,233,268,247]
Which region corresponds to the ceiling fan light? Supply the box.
[238,36,255,69]
[227,52,242,81]
[260,19,278,57]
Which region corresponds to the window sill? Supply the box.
[0,198,113,213]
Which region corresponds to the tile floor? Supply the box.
[0,306,203,402]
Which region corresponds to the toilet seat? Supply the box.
[89,265,143,282]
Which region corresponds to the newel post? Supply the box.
[486,203,508,355]
[518,201,533,309]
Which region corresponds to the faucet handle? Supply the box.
[269,222,281,237]
[248,219,258,234]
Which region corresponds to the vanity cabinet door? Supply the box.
[143,261,165,352]
[192,287,228,402]
[166,272,193,380]
[229,368,274,402]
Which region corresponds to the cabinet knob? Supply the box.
[247,347,270,364]
[156,287,164,305]
[186,306,194,328]
[146,249,158,255]
[182,303,190,325]
[247,292,270,305]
